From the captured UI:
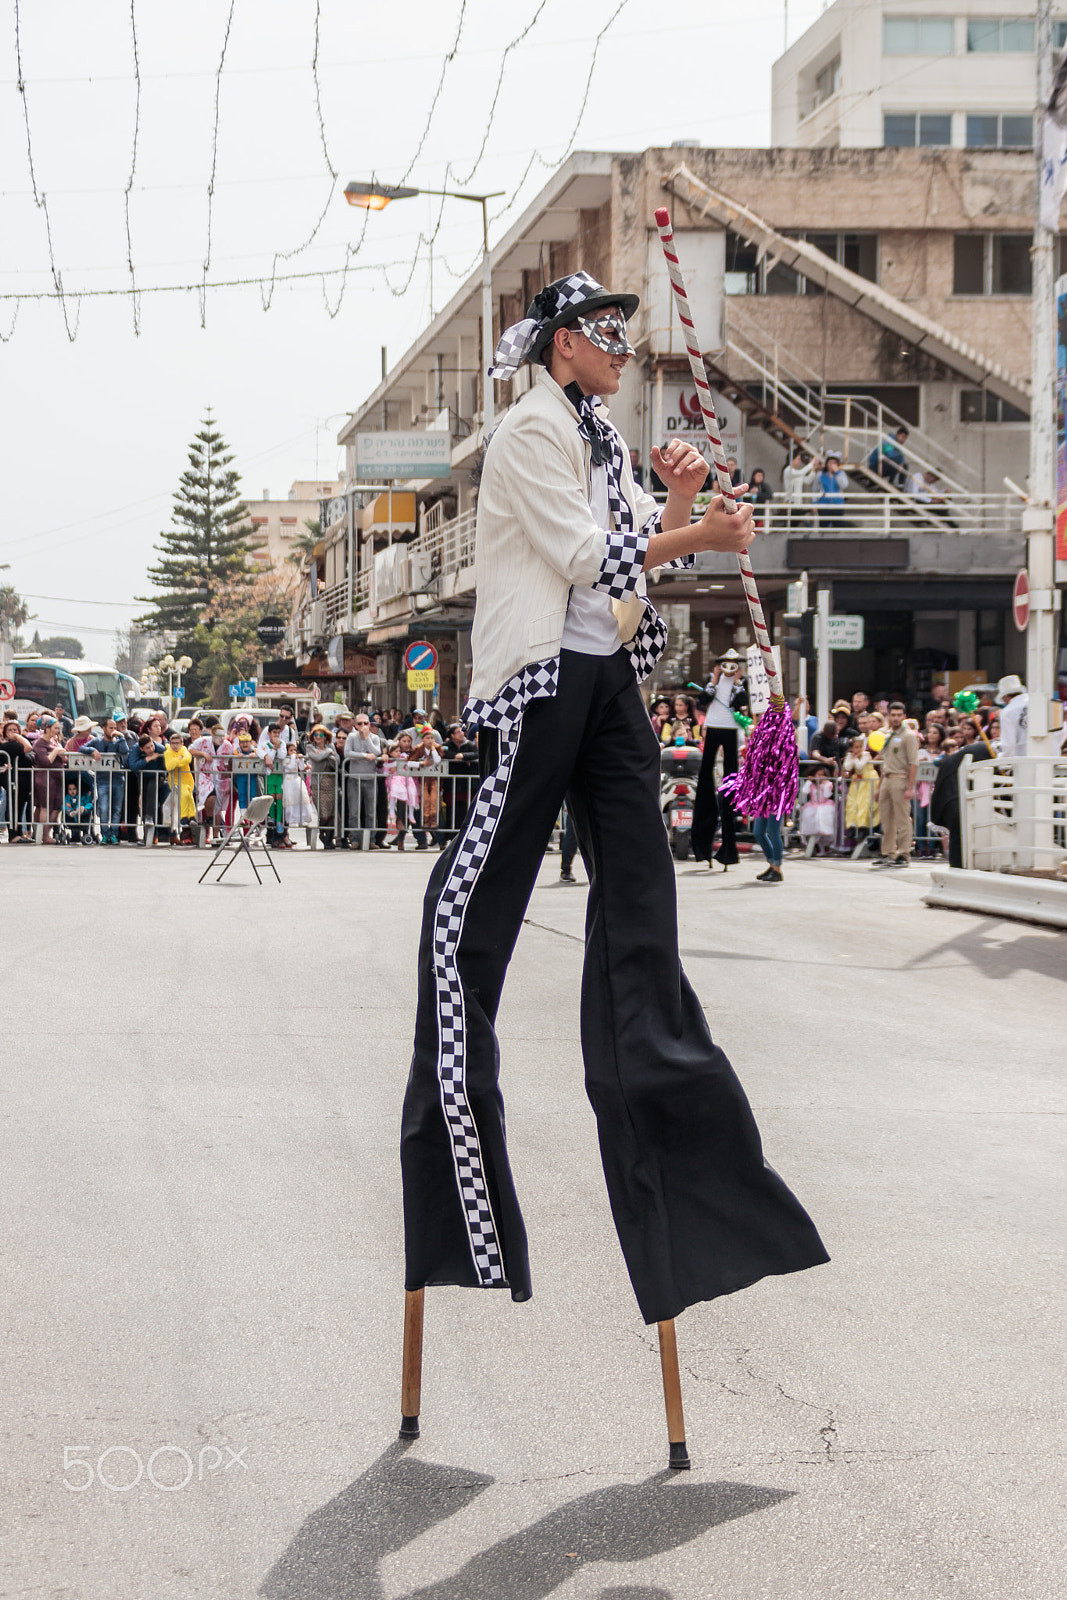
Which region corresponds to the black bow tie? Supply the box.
[565,383,610,467]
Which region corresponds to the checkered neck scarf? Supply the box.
[564,383,633,540]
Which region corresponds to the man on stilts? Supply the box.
[399,270,828,1458]
[692,648,750,871]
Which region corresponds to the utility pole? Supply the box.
[816,585,831,726]
[1026,0,1065,756]
[480,196,495,439]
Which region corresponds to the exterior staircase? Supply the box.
[712,303,1000,534]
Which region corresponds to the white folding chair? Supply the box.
[198,794,281,885]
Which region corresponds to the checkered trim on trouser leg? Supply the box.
[462,657,559,734]
[430,720,523,1285]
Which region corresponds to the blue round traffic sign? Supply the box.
[404,640,438,672]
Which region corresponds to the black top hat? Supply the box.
[489,270,640,380]
[527,272,640,361]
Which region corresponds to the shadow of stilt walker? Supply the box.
[259,1441,793,1600]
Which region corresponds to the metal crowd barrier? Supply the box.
[0,760,12,836]
[316,757,481,850]
[0,747,491,852]
[960,756,1067,872]
[781,759,946,861]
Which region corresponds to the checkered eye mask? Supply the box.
[574,312,635,357]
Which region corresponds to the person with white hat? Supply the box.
[691,648,749,869]
[995,674,1028,758]
[400,269,827,1346]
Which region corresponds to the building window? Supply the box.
[966,18,1035,52]
[884,112,952,148]
[883,16,954,55]
[724,230,760,295]
[813,55,841,107]
[953,234,1033,296]
[992,234,1031,294]
[965,112,1033,148]
[960,390,1029,423]
[725,230,877,295]
[1056,21,1067,50]
[799,232,878,295]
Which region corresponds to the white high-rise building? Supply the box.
[772,1,1066,150]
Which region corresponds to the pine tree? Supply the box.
[138,413,252,696]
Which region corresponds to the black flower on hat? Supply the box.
[532,284,559,320]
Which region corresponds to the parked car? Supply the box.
[218,706,282,736]
[310,703,352,731]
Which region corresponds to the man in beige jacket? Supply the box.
[401,270,828,1329]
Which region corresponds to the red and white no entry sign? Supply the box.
[1012,569,1030,633]
[0,677,14,701]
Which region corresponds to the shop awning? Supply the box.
[363,491,417,538]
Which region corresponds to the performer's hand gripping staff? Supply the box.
[655,206,800,819]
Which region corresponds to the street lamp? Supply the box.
[176,655,192,713]
[158,653,176,716]
[344,179,504,436]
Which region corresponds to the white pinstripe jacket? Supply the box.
[466,369,676,728]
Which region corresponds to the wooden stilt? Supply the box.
[657,1319,691,1470]
[399,1289,424,1439]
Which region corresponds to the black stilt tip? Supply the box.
[399,1414,420,1440]
[668,1440,691,1471]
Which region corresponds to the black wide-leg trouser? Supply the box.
[400,649,828,1324]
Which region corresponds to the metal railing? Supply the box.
[0,748,495,853]
[960,756,1067,871]
[784,764,947,860]
[722,303,824,435]
[721,303,984,495]
[716,491,1018,539]
[418,506,476,575]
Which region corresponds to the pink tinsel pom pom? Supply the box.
[719,701,799,820]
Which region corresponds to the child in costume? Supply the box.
[799,775,836,851]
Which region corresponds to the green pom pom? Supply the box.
[953,690,979,713]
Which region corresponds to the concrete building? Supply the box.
[293,141,1041,713]
[244,479,343,567]
[772,0,1067,151]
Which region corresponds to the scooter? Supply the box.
[660,743,702,860]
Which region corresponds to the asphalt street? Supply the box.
[0,841,1063,1599]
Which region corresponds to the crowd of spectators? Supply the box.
[0,672,1046,869]
[644,676,1032,871]
[0,701,479,852]
[791,681,1017,862]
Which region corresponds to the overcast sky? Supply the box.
[2,0,828,665]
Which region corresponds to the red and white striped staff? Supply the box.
[654,206,783,709]
[654,204,798,819]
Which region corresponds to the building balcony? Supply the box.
[293,505,478,658]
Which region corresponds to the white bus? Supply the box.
[10,657,130,722]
